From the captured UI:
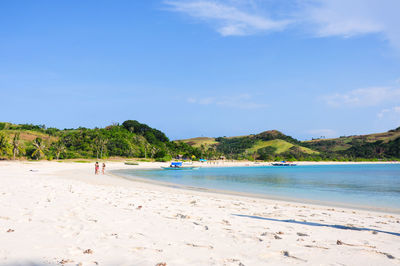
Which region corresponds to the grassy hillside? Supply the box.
[177,130,319,160]
[178,127,400,161]
[247,139,317,154]
[1,129,58,144]
[302,127,400,160]
[305,129,400,151]
[176,137,218,148]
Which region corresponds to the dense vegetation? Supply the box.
[1,121,399,161]
[303,128,400,160]
[0,121,200,161]
[181,128,400,161]
[213,130,321,161]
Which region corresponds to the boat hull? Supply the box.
[161,166,199,170]
[271,163,297,166]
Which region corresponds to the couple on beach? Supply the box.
[95,162,105,175]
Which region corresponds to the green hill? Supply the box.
[175,137,218,148]
[178,127,400,161]
[247,139,317,154]
[177,130,319,160]
[302,127,400,159]
[2,121,399,161]
[0,121,199,161]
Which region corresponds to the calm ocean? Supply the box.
[113,164,400,211]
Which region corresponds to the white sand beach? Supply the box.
[0,161,400,265]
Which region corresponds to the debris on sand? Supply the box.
[6,229,14,233]
[186,243,213,249]
[83,249,93,254]
[59,259,74,264]
[155,263,167,266]
[222,220,231,226]
[336,240,355,246]
[304,245,329,250]
[274,235,282,240]
[176,213,190,219]
[282,250,307,262]
[297,232,309,237]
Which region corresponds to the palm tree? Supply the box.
[54,141,66,160]
[0,133,11,158]
[150,146,158,158]
[12,132,23,160]
[32,138,46,160]
[94,135,108,159]
[99,138,108,159]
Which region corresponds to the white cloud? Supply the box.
[377,106,400,118]
[164,1,290,36]
[323,87,400,107]
[302,0,383,37]
[165,0,400,51]
[187,93,267,109]
[302,0,400,49]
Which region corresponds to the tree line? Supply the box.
[0,120,200,161]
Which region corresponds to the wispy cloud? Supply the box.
[164,0,400,50]
[377,106,400,118]
[187,94,267,109]
[323,87,400,107]
[164,1,290,36]
[302,0,400,49]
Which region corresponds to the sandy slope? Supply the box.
[0,161,399,266]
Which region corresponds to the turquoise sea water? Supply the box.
[113,164,400,210]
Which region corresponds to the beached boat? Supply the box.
[271,161,297,166]
[161,162,199,170]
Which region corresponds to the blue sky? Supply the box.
[1,0,400,140]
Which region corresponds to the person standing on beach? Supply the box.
[102,163,106,175]
[95,162,99,175]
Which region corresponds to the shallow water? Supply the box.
[114,164,400,210]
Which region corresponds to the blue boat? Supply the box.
[271,161,297,166]
[161,162,199,170]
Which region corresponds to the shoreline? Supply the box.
[111,167,400,215]
[4,158,400,165]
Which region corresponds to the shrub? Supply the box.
[155,155,172,162]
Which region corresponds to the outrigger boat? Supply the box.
[161,162,199,170]
[271,161,297,166]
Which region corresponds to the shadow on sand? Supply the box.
[232,214,400,237]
